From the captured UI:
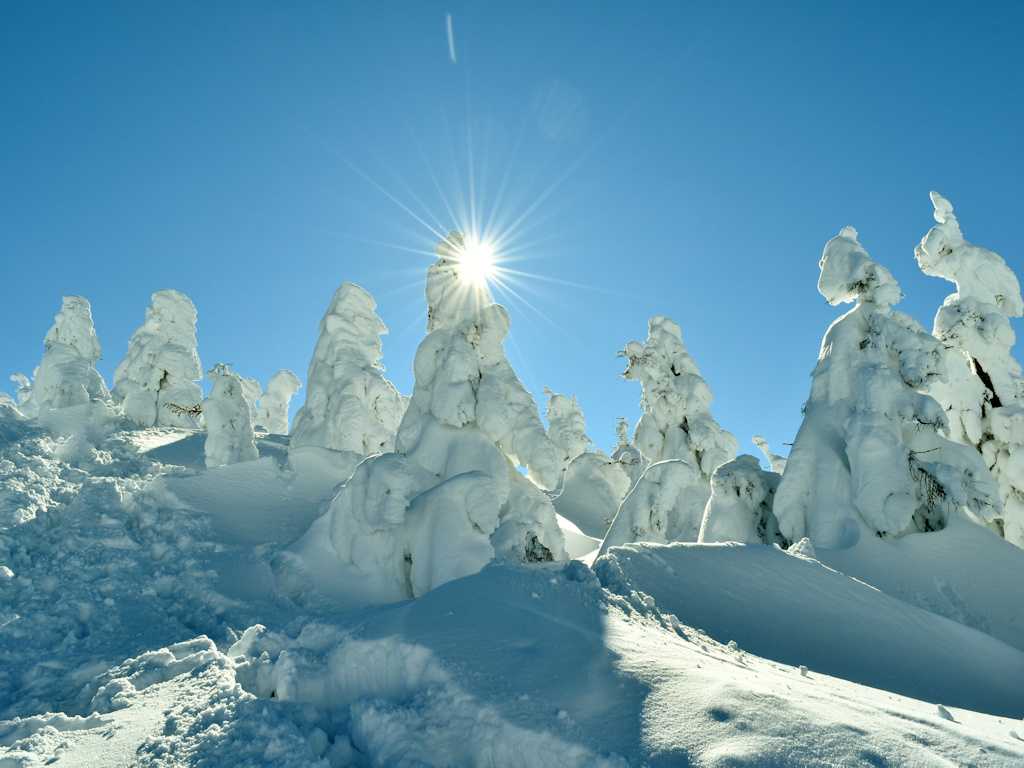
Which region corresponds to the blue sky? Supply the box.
[2,1,1022,457]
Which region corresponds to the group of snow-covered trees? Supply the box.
[8,190,1024,605]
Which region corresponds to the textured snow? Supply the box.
[113,290,203,429]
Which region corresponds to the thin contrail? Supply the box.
[446,14,457,63]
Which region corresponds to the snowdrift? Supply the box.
[596,541,1024,718]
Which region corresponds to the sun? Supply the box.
[454,237,497,288]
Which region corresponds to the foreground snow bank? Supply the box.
[5,561,1024,767]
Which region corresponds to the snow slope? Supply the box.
[3,413,1024,766]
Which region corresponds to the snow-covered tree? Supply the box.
[203,363,258,469]
[289,283,404,456]
[600,316,738,551]
[752,435,787,474]
[9,373,32,411]
[610,416,645,485]
[545,392,632,540]
[545,388,591,472]
[622,315,737,476]
[283,232,566,603]
[113,290,203,428]
[22,296,110,423]
[598,459,709,555]
[915,191,1024,546]
[240,376,262,427]
[255,369,301,434]
[698,455,787,547]
[773,226,1000,548]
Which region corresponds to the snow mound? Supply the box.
[699,454,786,546]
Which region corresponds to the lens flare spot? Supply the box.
[456,238,497,288]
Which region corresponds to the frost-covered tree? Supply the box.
[610,416,645,486]
[9,373,32,411]
[600,316,738,551]
[113,290,203,428]
[622,315,737,476]
[545,388,591,472]
[283,233,566,603]
[752,435,787,474]
[698,455,787,547]
[255,369,301,434]
[289,283,404,456]
[240,376,262,426]
[915,192,1024,546]
[773,226,1000,548]
[546,392,631,540]
[598,459,710,555]
[203,363,259,469]
[22,296,110,422]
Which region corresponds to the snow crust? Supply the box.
[774,226,1000,548]
[289,283,404,456]
[113,290,203,429]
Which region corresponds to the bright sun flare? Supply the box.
[455,238,497,288]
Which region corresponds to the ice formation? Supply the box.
[698,455,787,546]
[283,233,566,603]
[255,370,301,434]
[545,388,591,472]
[113,290,203,428]
[203,364,259,469]
[773,226,1000,548]
[621,316,737,476]
[22,297,110,422]
[289,283,404,456]
[915,192,1024,546]
[752,434,787,474]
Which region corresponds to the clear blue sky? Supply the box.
[2,1,1022,458]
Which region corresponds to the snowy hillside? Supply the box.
[4,209,1024,766]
